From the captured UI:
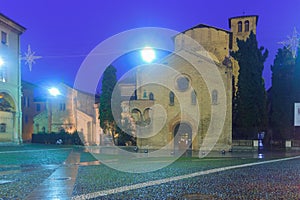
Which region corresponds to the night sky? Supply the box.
[1,0,300,90]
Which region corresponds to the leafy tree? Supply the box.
[270,47,295,140]
[99,65,118,144]
[231,31,268,139]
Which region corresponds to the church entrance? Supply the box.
[173,123,192,155]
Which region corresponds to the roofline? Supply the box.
[22,80,37,88]
[0,13,26,34]
[181,23,232,34]
[228,15,259,28]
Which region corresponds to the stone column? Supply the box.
[13,112,22,144]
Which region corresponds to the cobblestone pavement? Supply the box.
[0,145,300,200]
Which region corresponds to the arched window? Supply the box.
[0,123,6,132]
[191,90,197,105]
[143,90,147,99]
[149,92,154,100]
[169,91,174,106]
[212,90,218,105]
[245,20,249,32]
[238,21,242,32]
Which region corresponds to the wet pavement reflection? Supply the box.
[1,146,299,199]
[25,151,81,200]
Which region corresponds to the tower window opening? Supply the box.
[245,20,249,32]
[238,21,242,32]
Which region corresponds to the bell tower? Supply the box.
[229,15,258,50]
[229,15,259,93]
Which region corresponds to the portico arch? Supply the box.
[0,92,18,142]
[173,122,192,152]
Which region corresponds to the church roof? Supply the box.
[181,23,231,34]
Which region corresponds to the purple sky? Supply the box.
[1,0,300,90]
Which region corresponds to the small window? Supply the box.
[23,97,30,108]
[0,123,6,132]
[169,91,175,106]
[245,20,249,32]
[26,97,30,107]
[25,115,28,124]
[35,124,39,133]
[143,90,147,99]
[238,21,242,32]
[1,31,7,44]
[212,90,218,105]
[149,92,154,100]
[191,90,197,105]
[60,103,66,111]
[22,96,26,107]
[36,103,41,112]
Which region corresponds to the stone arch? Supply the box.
[173,122,192,153]
[131,108,142,122]
[168,113,199,151]
[0,92,16,112]
[143,108,151,126]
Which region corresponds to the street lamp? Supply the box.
[47,87,61,133]
[48,87,61,97]
[141,47,156,63]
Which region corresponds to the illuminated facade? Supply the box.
[0,13,26,143]
[121,16,258,152]
[33,83,101,145]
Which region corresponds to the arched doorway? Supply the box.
[173,123,192,154]
[0,92,16,142]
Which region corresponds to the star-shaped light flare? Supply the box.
[21,45,42,71]
[278,27,300,58]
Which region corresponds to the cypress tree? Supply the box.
[231,31,268,139]
[270,47,295,140]
[99,65,118,142]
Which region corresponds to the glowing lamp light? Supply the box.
[48,87,61,96]
[0,57,4,67]
[141,47,156,63]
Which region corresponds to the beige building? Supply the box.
[120,15,258,152]
[33,83,101,145]
[0,13,26,143]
